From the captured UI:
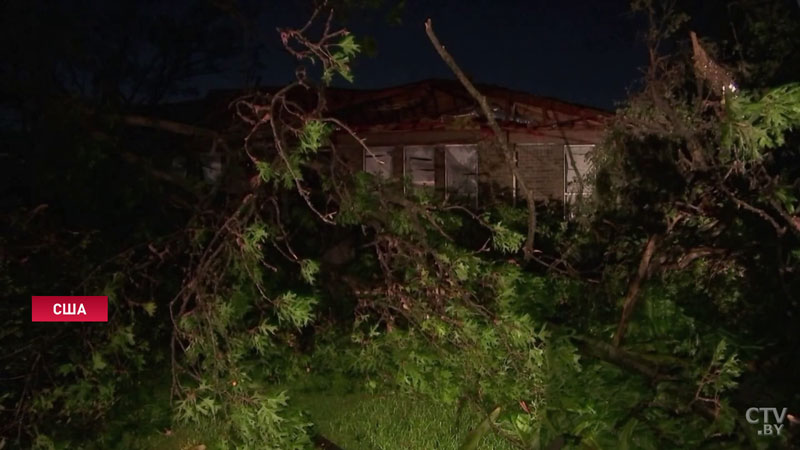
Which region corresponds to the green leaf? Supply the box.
[300,259,320,285]
[56,363,75,376]
[255,160,273,183]
[298,120,330,154]
[491,223,525,253]
[276,292,318,328]
[91,352,107,371]
[142,301,157,317]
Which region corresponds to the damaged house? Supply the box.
[324,79,610,205]
[140,79,610,206]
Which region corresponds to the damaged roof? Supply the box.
[151,79,611,135]
[321,79,611,132]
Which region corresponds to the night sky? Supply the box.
[249,1,647,111]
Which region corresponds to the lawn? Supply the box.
[104,378,514,450]
[292,390,514,450]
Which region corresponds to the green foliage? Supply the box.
[490,222,525,253]
[342,296,549,409]
[299,259,320,284]
[256,160,275,183]
[7,2,800,449]
[276,292,318,328]
[723,83,800,159]
[695,339,744,400]
[584,4,800,447]
[242,222,271,256]
[322,34,360,84]
[298,120,330,155]
[174,384,312,450]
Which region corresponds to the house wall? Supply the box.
[333,127,601,203]
[517,144,565,200]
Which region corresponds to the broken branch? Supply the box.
[613,234,659,347]
[424,18,538,259]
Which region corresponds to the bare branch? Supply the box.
[425,19,538,259]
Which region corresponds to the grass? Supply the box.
[84,370,514,450]
[106,391,514,450]
[292,390,514,450]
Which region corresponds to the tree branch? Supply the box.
[424,19,538,259]
[613,234,660,347]
[719,184,786,236]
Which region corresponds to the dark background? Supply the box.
[213,0,645,110]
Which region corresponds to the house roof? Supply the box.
[321,79,611,131]
[147,78,611,135]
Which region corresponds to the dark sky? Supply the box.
[249,1,647,110]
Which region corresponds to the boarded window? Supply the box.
[364,146,393,179]
[404,146,435,187]
[444,145,478,197]
[565,144,594,195]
